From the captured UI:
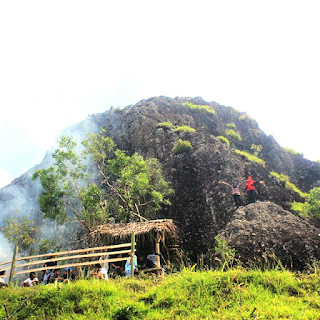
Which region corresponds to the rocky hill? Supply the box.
[1,96,320,268]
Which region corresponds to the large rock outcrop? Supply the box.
[1,96,320,267]
[219,202,320,269]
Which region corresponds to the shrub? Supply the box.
[226,123,236,129]
[238,113,253,121]
[182,102,216,114]
[235,150,266,167]
[303,187,320,219]
[270,171,307,198]
[225,129,242,142]
[283,147,303,156]
[214,235,235,270]
[317,160,320,164]
[290,202,306,216]
[173,125,196,133]
[157,121,175,130]
[217,136,230,147]
[172,139,192,154]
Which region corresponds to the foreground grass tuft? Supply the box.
[1,269,320,319]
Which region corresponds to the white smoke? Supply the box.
[0,115,102,259]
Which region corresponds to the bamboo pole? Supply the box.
[8,244,18,286]
[0,243,132,267]
[155,231,161,270]
[130,232,135,277]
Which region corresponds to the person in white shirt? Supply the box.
[23,272,39,287]
[0,270,7,287]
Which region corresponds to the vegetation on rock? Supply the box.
[182,102,216,114]
[225,129,242,142]
[173,125,196,133]
[217,136,230,147]
[270,171,307,198]
[235,150,266,167]
[283,147,303,156]
[171,139,192,154]
[157,121,175,130]
[226,123,236,129]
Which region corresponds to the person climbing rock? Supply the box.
[244,176,265,204]
[220,180,243,209]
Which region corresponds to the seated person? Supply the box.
[91,264,108,280]
[48,269,64,283]
[110,254,124,277]
[63,267,75,281]
[23,272,39,287]
[146,253,157,268]
[125,255,138,277]
[0,270,7,288]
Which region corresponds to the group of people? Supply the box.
[220,175,265,209]
[0,252,158,288]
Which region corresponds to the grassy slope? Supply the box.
[1,269,320,320]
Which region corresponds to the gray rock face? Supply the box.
[219,202,320,269]
[1,96,320,267]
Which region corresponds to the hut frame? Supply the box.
[90,219,180,271]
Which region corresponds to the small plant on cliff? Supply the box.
[173,125,196,133]
[269,171,307,198]
[225,129,242,142]
[182,102,216,114]
[239,113,253,121]
[250,144,262,156]
[235,150,266,167]
[172,139,192,154]
[214,235,235,270]
[226,123,236,129]
[157,121,175,130]
[217,136,230,147]
[283,147,303,156]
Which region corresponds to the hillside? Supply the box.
[1,96,320,267]
[1,269,320,319]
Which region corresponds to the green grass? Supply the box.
[182,102,216,114]
[173,125,196,133]
[226,123,236,129]
[217,136,230,147]
[270,171,308,198]
[172,139,192,154]
[283,147,304,156]
[1,269,320,319]
[225,129,242,142]
[157,121,175,130]
[235,150,266,167]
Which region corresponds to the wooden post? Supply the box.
[130,232,135,277]
[8,244,18,286]
[155,231,161,270]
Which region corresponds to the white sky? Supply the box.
[0,0,320,188]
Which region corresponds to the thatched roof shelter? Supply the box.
[90,219,179,245]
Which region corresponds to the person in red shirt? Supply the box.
[244,176,265,204]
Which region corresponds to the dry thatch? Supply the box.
[90,219,179,246]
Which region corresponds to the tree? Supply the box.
[83,131,173,221]
[2,216,39,254]
[33,131,173,231]
[32,136,109,232]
